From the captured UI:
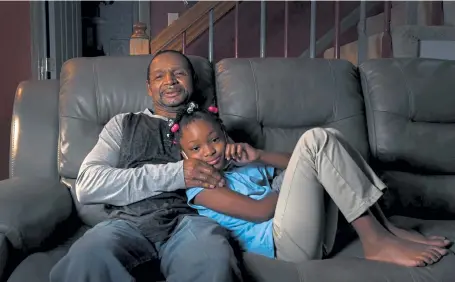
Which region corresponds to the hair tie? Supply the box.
[171,123,180,133]
[187,102,198,114]
[208,105,218,114]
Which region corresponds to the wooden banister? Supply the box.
[381,1,392,58]
[150,1,237,55]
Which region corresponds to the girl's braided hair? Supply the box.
[169,102,225,143]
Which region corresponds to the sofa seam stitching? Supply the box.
[359,65,378,158]
[327,60,338,122]
[248,59,260,123]
[10,90,18,177]
[93,59,101,124]
[396,62,415,120]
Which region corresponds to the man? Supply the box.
[50,50,243,282]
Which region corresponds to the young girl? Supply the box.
[169,102,450,267]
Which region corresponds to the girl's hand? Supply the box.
[225,143,261,165]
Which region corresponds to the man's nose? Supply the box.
[164,72,177,84]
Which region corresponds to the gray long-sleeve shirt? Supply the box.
[75,109,186,206]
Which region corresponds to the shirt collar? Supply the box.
[143,108,169,121]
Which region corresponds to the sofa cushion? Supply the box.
[379,171,455,219]
[8,217,455,282]
[6,225,89,282]
[59,55,215,179]
[216,58,369,159]
[0,178,73,252]
[360,58,455,217]
[360,58,455,173]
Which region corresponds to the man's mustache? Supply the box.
[160,85,183,95]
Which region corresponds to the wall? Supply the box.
[98,1,134,56]
[0,1,32,180]
[150,1,385,62]
[150,1,187,39]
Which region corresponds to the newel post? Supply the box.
[130,22,150,55]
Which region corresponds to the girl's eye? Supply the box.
[191,146,200,152]
[212,137,220,143]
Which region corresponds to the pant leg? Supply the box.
[273,127,386,263]
[158,215,243,282]
[50,219,159,282]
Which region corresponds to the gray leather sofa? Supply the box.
[0,55,454,282]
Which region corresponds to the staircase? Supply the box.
[131,1,448,64]
[150,1,237,56]
[322,1,443,65]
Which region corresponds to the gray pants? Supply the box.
[50,215,242,282]
[273,128,386,262]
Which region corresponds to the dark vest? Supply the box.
[105,113,196,243]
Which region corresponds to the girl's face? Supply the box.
[179,119,227,170]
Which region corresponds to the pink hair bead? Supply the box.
[208,106,219,114]
[171,124,180,133]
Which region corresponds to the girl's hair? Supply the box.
[169,102,225,143]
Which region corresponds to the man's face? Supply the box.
[147,52,194,111]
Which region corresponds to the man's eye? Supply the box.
[174,71,186,76]
[154,75,163,80]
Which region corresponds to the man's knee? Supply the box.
[51,219,152,280]
[183,228,240,281]
[50,243,114,281]
[162,216,241,281]
[180,216,234,256]
[51,232,119,272]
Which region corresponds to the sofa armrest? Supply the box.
[10,80,60,179]
[0,234,7,281]
[0,177,73,252]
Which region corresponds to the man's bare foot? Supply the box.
[387,224,451,247]
[363,233,449,267]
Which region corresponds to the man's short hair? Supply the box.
[146,50,197,84]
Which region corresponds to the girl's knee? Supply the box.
[301,127,328,141]
[296,127,330,152]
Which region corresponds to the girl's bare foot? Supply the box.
[387,225,451,248]
[371,204,451,247]
[363,233,449,267]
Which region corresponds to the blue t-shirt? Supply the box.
[186,164,276,258]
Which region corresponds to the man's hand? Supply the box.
[225,143,261,165]
[183,159,225,189]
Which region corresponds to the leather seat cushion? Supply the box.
[7,217,455,282]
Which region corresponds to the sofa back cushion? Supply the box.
[360,58,455,173]
[59,55,215,179]
[216,58,369,159]
[360,58,455,218]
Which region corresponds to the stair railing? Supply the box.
[131,1,444,63]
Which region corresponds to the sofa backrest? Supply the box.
[360,58,455,218]
[58,55,215,179]
[360,58,455,173]
[216,58,370,159]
